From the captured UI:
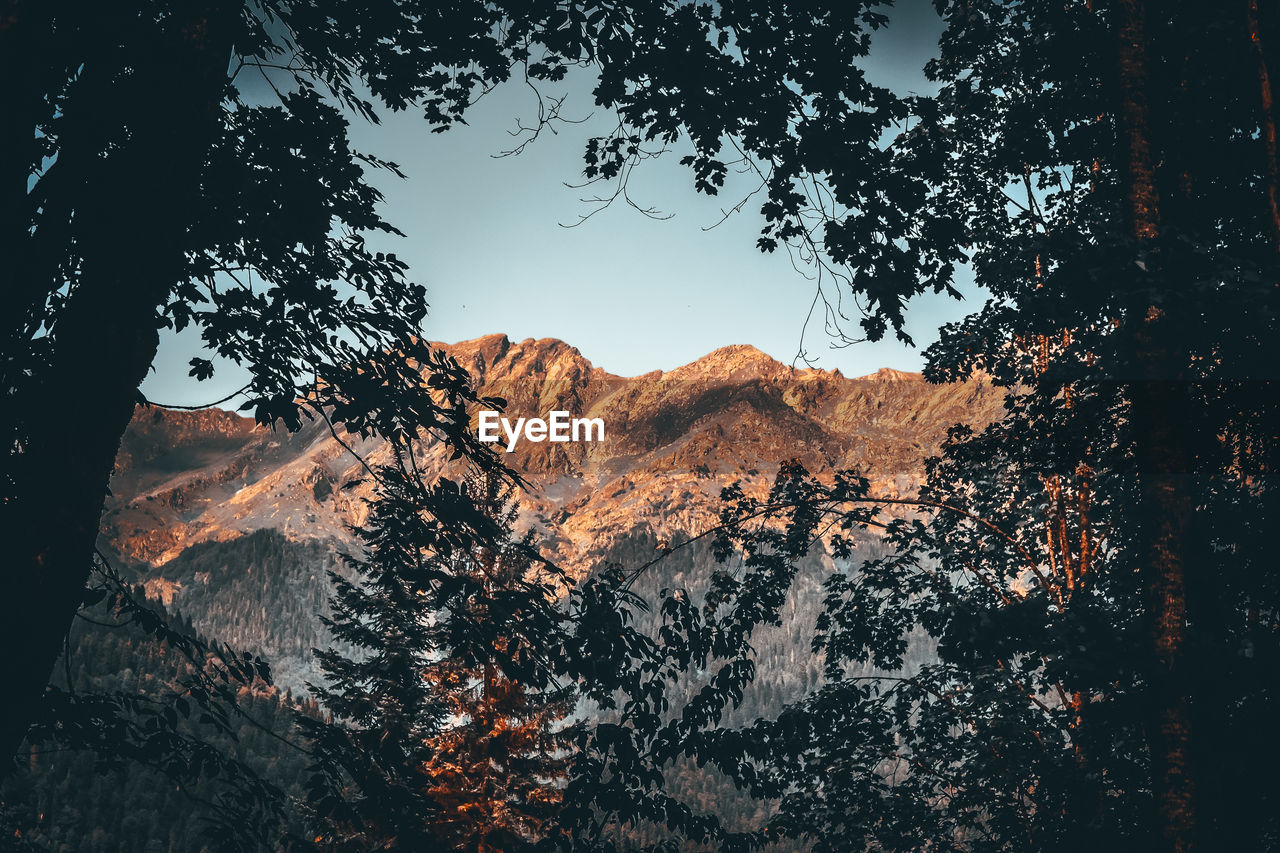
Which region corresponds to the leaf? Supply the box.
[188,358,215,381]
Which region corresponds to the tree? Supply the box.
[301,459,575,852]
[300,465,453,852]
[421,472,574,853]
[546,3,1279,852]
[0,0,924,771]
[912,5,1279,849]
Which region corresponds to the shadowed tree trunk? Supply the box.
[0,3,236,768]
[1113,2,1196,851]
[1247,0,1280,251]
[0,1,44,338]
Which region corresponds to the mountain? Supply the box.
[98,335,1004,691]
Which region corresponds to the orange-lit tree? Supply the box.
[302,460,573,852]
[422,473,574,853]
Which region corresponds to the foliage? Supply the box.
[7,0,1279,850]
[541,2,1280,852]
[4,0,915,770]
[1,0,995,808]
[5,0,931,428]
[300,459,578,852]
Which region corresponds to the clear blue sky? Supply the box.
[142,1,975,407]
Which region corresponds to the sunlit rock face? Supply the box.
[99,335,1004,690]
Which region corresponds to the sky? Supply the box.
[141,1,974,407]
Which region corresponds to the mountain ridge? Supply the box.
[435,333,924,384]
[98,334,1004,689]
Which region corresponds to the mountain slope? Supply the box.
[98,335,1004,689]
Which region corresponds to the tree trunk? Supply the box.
[1113,2,1196,851]
[0,4,235,767]
[0,1,49,370]
[1247,0,1280,251]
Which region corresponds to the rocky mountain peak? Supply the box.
[662,343,799,384]
[439,335,610,398]
[859,367,924,383]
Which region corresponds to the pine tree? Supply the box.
[303,462,574,852]
[422,472,574,853]
[303,464,450,852]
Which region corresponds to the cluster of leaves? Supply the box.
[542,3,1280,851]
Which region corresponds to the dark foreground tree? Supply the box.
[300,466,453,852]
[301,460,575,852]
[0,0,928,771]
[545,3,1279,853]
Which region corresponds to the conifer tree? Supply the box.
[422,472,574,853]
[302,462,450,852]
[302,459,574,852]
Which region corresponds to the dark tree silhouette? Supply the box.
[300,466,452,852]
[546,4,1280,853]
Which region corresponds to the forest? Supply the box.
[2,1,1278,851]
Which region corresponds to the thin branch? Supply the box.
[140,382,252,411]
[316,405,385,487]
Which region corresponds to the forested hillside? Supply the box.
[1,598,313,852]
